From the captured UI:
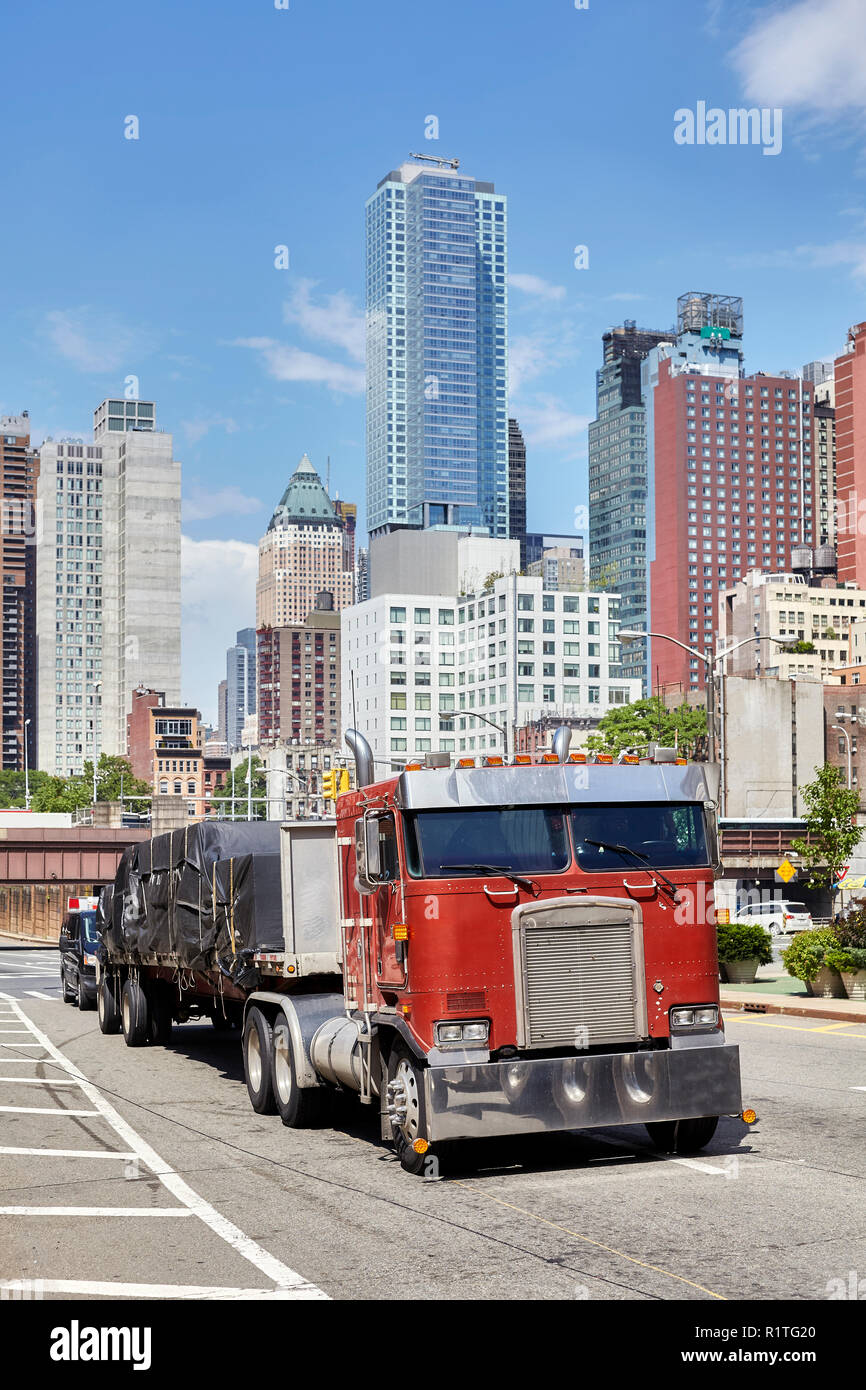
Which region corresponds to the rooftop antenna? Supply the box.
[408,152,459,169]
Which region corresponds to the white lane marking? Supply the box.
[0,1207,193,1217]
[851,1086,866,1091]
[0,1078,79,1086]
[0,992,329,1299]
[25,992,56,1001]
[0,1279,326,1301]
[0,1105,100,1116]
[0,1030,33,1034]
[0,1043,43,1048]
[0,1147,137,1159]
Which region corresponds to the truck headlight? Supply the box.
[83,953,98,967]
[435,1020,490,1046]
[670,1005,718,1031]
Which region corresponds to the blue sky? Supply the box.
[2,0,866,721]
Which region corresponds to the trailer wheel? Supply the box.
[148,983,174,1046]
[646,1115,719,1154]
[386,1044,430,1175]
[97,977,121,1034]
[243,1007,277,1114]
[271,1017,330,1128]
[121,977,149,1047]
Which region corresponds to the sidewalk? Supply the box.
[0,932,56,949]
[721,966,866,1024]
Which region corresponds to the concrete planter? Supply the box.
[807,965,847,999]
[840,969,866,1001]
[722,958,760,984]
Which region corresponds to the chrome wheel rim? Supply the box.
[273,1026,293,1104]
[387,1059,420,1141]
[122,994,131,1034]
[247,1027,263,1092]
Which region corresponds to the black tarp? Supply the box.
[98,822,283,972]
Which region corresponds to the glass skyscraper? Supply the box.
[366,159,509,538]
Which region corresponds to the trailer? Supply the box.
[94,728,747,1174]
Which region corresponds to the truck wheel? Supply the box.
[148,984,174,1046]
[61,969,76,1004]
[77,979,95,1012]
[272,1017,330,1128]
[646,1116,719,1154]
[386,1044,430,1175]
[121,977,149,1048]
[97,977,121,1034]
[243,1007,277,1114]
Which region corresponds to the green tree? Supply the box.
[0,769,53,809]
[791,763,862,888]
[210,756,268,820]
[29,755,150,814]
[586,696,707,758]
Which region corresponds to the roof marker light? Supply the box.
[594,753,614,765]
[457,757,475,768]
[512,754,532,765]
[569,752,587,764]
[483,755,504,766]
[540,753,559,764]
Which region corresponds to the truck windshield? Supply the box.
[404,806,570,878]
[571,803,709,871]
[78,911,100,945]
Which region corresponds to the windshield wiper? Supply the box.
[439,863,539,895]
[583,840,679,901]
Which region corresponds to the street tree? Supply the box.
[586,697,707,758]
[791,763,862,889]
[29,756,150,814]
[210,756,268,819]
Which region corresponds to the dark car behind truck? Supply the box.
[59,896,101,1010]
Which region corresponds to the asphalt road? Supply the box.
[1,941,864,1302]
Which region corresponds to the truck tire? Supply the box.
[272,1017,330,1128]
[97,977,121,1034]
[77,979,95,1011]
[121,977,149,1048]
[386,1043,430,1175]
[148,983,174,1046]
[243,1007,277,1114]
[646,1115,719,1154]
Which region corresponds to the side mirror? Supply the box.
[354,816,383,894]
[59,934,70,951]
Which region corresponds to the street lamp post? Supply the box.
[831,724,853,790]
[88,680,102,805]
[23,718,31,810]
[440,707,508,758]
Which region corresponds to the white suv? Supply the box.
[734,900,813,938]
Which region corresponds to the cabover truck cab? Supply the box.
[318,732,743,1171]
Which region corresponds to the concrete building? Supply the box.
[225,627,256,751]
[588,320,677,687]
[216,678,228,745]
[523,532,585,570]
[127,685,165,782]
[366,158,508,538]
[151,705,203,816]
[721,675,824,818]
[36,403,181,776]
[256,454,354,629]
[643,292,815,696]
[260,742,351,821]
[356,547,370,604]
[257,595,341,748]
[0,412,39,771]
[526,546,585,591]
[508,418,526,552]
[812,374,836,548]
[718,569,866,682]
[834,322,866,587]
[369,527,521,600]
[342,568,639,769]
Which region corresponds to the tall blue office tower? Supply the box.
[366,157,509,538]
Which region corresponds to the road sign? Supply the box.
[777,859,796,884]
[836,865,850,882]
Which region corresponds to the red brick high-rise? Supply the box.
[1,413,39,771]
[645,297,816,695]
[835,322,866,587]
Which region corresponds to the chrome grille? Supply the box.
[521,917,643,1048]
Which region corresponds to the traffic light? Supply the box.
[321,770,337,801]
[338,768,350,794]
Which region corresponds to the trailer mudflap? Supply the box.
[423,1042,742,1143]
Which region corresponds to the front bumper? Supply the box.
[423,1042,742,1143]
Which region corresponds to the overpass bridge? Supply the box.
[0,824,149,942]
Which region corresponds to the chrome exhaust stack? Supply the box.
[552,725,572,763]
[345,728,375,788]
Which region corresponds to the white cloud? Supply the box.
[233,337,365,395]
[606,291,649,302]
[509,335,558,394]
[516,395,591,453]
[183,486,263,523]
[181,536,258,722]
[731,0,866,112]
[508,273,567,302]
[283,279,365,362]
[181,415,239,445]
[734,238,866,280]
[43,308,149,373]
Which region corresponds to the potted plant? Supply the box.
[781,928,846,998]
[716,921,773,984]
[826,904,866,1000]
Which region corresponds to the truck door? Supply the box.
[372,814,406,990]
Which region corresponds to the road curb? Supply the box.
[721,992,866,1025]
[0,935,56,950]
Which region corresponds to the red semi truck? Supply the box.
[94,727,745,1174]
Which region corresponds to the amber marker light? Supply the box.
[741,1108,757,1125]
[393,923,409,941]
[412,1138,429,1154]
